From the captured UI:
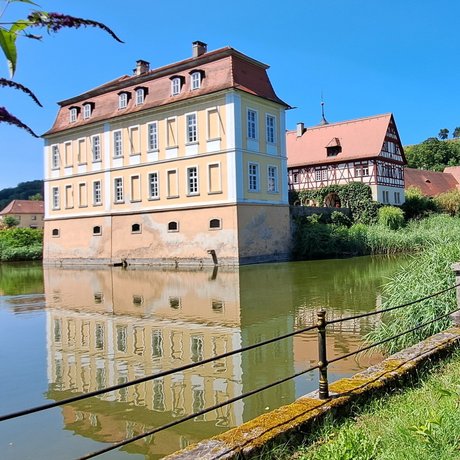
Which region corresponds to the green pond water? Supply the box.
[0,256,409,459]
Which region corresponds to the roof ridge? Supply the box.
[286,113,392,134]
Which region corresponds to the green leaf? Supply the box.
[0,28,17,76]
[8,0,39,5]
[10,20,30,35]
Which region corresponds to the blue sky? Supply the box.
[1,0,459,189]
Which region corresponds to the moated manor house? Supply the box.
[43,42,406,266]
[43,42,291,266]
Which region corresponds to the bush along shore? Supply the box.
[0,227,43,261]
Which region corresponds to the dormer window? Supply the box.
[170,76,184,96]
[326,138,342,157]
[135,87,146,105]
[118,91,129,109]
[83,103,94,120]
[69,107,79,123]
[191,71,201,90]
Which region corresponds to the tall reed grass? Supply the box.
[366,216,460,353]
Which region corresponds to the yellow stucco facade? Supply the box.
[43,45,291,266]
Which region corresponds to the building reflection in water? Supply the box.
[43,264,381,458]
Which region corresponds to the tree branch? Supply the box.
[0,106,39,137]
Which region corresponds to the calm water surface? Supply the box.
[0,256,409,459]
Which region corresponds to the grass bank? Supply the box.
[0,228,43,261]
[293,214,460,259]
[284,350,460,460]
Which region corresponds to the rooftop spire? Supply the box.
[318,94,329,126]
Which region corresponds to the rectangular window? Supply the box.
[129,126,140,155]
[186,113,197,143]
[266,114,276,144]
[78,139,86,164]
[383,190,389,203]
[64,142,72,167]
[131,175,141,202]
[52,187,60,210]
[248,163,259,192]
[93,181,102,205]
[167,117,177,147]
[191,72,201,90]
[118,93,128,109]
[114,178,123,203]
[51,145,60,169]
[394,192,400,204]
[69,108,77,123]
[171,77,181,95]
[268,165,278,192]
[135,88,144,105]
[91,135,101,162]
[247,109,257,140]
[147,122,158,151]
[113,131,123,157]
[83,104,91,119]
[208,163,221,194]
[65,185,73,209]
[148,172,159,199]
[167,170,178,197]
[187,167,199,195]
[78,183,87,207]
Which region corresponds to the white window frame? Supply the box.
[191,71,201,90]
[114,177,124,203]
[91,135,101,162]
[267,165,278,193]
[118,93,128,109]
[51,145,60,169]
[147,122,158,151]
[69,107,77,123]
[83,103,92,119]
[248,162,259,192]
[186,112,197,144]
[171,77,181,96]
[113,130,123,158]
[187,166,199,196]
[52,187,60,210]
[266,114,276,144]
[128,125,140,155]
[148,172,159,199]
[135,88,144,105]
[247,109,258,140]
[93,180,102,205]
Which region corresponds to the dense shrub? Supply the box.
[378,206,405,230]
[330,211,352,227]
[434,189,460,216]
[0,228,43,261]
[402,186,437,220]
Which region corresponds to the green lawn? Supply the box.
[288,351,460,460]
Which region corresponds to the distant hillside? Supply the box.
[0,180,44,212]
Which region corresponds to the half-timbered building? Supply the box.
[287,113,406,205]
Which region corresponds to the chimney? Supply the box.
[134,59,150,75]
[192,41,207,58]
[296,122,305,137]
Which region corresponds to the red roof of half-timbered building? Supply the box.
[287,113,406,167]
[405,168,460,196]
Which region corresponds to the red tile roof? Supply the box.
[44,47,289,136]
[0,200,44,215]
[287,113,405,167]
[404,168,459,196]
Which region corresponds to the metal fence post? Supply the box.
[451,263,460,326]
[317,309,329,399]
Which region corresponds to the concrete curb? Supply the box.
[164,327,460,460]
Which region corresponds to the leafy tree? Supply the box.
[28,192,42,200]
[453,127,460,139]
[0,0,123,136]
[405,137,460,171]
[2,215,19,227]
[0,179,43,210]
[402,186,437,220]
[438,128,449,140]
[434,189,460,216]
[378,206,405,230]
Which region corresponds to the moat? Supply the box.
[0,255,409,459]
